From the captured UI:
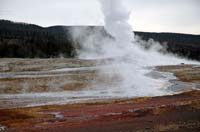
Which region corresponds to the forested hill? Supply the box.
[136,32,200,60]
[0,20,75,58]
[0,20,200,60]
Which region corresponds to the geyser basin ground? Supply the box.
[0,58,199,109]
[0,58,200,132]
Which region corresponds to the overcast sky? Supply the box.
[0,0,200,34]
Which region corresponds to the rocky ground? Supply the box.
[0,58,199,132]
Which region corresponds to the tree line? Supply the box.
[0,20,200,61]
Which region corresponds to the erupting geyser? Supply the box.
[0,0,199,110]
[70,0,197,97]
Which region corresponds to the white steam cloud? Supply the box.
[70,0,197,97]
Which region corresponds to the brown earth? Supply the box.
[0,58,119,94]
[0,90,199,132]
[0,58,100,72]
[157,64,200,82]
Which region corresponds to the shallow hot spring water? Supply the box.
[0,62,195,109]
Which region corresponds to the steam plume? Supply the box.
[70,0,197,97]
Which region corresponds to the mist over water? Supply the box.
[70,0,197,97]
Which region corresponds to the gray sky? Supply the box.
[0,0,200,34]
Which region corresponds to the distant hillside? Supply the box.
[0,20,200,60]
[0,20,75,58]
[136,32,200,60]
